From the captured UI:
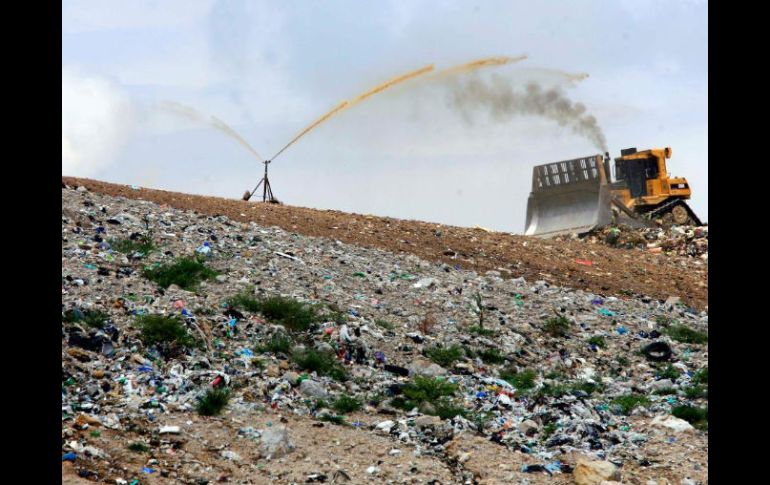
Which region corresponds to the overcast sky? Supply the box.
[62,0,707,233]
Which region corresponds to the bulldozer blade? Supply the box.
[524,155,613,238]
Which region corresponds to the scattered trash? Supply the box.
[274,251,305,264]
[556,224,708,259]
[60,185,708,482]
[196,242,212,255]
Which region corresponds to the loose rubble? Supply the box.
[556,224,708,260]
[62,185,708,484]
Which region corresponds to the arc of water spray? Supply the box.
[210,116,264,160]
[434,55,528,77]
[511,67,590,86]
[269,100,350,162]
[269,64,435,161]
[159,101,264,161]
[348,64,435,107]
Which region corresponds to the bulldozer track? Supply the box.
[643,198,703,226]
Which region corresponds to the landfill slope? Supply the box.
[62,177,707,310]
[62,185,708,484]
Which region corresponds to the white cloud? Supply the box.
[62,0,214,33]
[62,66,136,176]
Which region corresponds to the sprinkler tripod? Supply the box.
[242,160,279,203]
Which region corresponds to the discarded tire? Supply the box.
[642,341,672,361]
[384,364,409,377]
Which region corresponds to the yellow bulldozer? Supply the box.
[524,147,702,237]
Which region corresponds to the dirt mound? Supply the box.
[62,177,707,311]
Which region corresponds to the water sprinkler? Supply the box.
[243,160,278,203]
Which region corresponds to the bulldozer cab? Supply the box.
[615,157,653,197]
[613,147,666,198]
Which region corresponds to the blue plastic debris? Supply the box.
[617,326,627,335]
[62,452,77,462]
[239,348,254,358]
[142,467,155,473]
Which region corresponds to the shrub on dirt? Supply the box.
[672,405,708,430]
[332,395,362,414]
[292,348,348,381]
[127,442,149,453]
[478,347,505,365]
[142,257,217,290]
[196,388,231,416]
[110,236,155,256]
[610,394,651,415]
[255,332,293,355]
[467,326,496,337]
[665,324,708,344]
[425,345,464,367]
[692,367,708,384]
[499,368,537,390]
[543,315,571,337]
[254,296,319,332]
[63,308,109,329]
[135,314,198,356]
[226,289,262,313]
[586,336,606,348]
